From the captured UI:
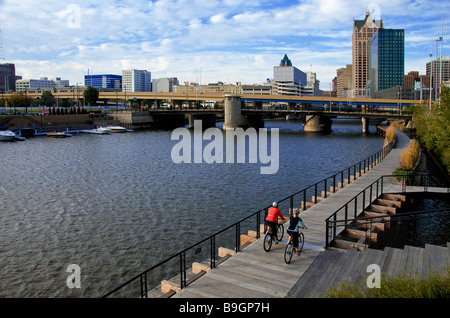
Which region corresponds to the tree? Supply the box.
[412,85,450,174]
[41,91,55,107]
[83,86,99,107]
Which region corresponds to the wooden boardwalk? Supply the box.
[170,131,448,298]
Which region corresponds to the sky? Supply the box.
[0,0,448,90]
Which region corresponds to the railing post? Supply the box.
[256,210,261,239]
[140,273,148,298]
[324,179,327,198]
[333,174,336,193]
[210,236,216,269]
[235,223,240,252]
[180,252,186,289]
[314,184,318,203]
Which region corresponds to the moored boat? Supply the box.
[107,125,127,133]
[47,131,71,138]
[0,130,16,141]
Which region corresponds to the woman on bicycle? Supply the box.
[287,208,307,255]
[265,202,285,243]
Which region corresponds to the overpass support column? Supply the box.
[223,95,243,129]
[303,115,332,132]
[362,117,369,134]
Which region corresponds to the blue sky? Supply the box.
[0,0,448,90]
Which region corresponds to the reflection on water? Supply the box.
[0,119,384,297]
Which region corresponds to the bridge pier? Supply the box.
[362,117,369,134]
[188,113,216,129]
[224,95,264,129]
[303,115,332,132]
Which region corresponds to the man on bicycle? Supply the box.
[287,208,307,255]
[265,202,285,244]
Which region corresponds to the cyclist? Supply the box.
[287,208,307,255]
[265,202,285,244]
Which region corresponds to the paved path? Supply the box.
[172,131,414,298]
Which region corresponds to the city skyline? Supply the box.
[0,0,448,90]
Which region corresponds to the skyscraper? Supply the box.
[370,28,404,95]
[352,11,383,97]
[273,54,306,96]
[0,63,15,92]
[122,69,151,92]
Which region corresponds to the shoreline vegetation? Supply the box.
[410,85,450,176]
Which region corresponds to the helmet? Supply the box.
[272,202,278,207]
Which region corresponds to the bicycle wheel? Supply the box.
[263,233,272,252]
[298,232,305,252]
[276,223,284,241]
[284,241,294,264]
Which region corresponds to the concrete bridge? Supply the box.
[106,94,413,132]
[6,91,416,132]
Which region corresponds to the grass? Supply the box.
[399,139,420,171]
[324,268,450,298]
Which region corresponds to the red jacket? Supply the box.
[266,207,285,223]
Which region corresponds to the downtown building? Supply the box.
[122,69,151,92]
[426,57,450,100]
[352,10,384,97]
[0,63,16,93]
[272,54,307,96]
[15,77,70,93]
[370,28,405,98]
[84,74,122,90]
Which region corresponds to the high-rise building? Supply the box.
[370,28,404,96]
[336,65,353,98]
[0,63,15,92]
[352,11,383,97]
[85,74,122,90]
[152,77,179,92]
[122,69,151,92]
[273,54,306,96]
[426,57,450,99]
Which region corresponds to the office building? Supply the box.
[84,74,122,90]
[152,77,179,92]
[122,69,151,92]
[426,57,450,99]
[352,10,384,97]
[273,54,306,96]
[15,77,70,92]
[336,65,353,98]
[0,63,16,92]
[370,28,404,96]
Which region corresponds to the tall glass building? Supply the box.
[370,29,404,95]
[84,74,122,90]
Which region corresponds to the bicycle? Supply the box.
[284,227,305,264]
[263,221,284,252]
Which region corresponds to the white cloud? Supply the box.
[1,0,449,89]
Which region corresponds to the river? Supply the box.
[0,118,384,297]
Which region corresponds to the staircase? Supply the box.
[330,193,408,251]
[288,242,450,298]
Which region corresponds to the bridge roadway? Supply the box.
[13,91,421,107]
[170,131,412,298]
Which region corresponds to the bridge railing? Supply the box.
[102,138,395,298]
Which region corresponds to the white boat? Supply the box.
[107,125,127,133]
[96,127,111,134]
[0,130,16,141]
[83,128,110,134]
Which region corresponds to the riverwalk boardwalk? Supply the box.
[169,131,448,298]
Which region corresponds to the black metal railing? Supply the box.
[326,209,450,250]
[102,139,395,298]
[325,172,450,249]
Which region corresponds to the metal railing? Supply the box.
[325,172,450,249]
[326,209,450,250]
[102,138,395,298]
